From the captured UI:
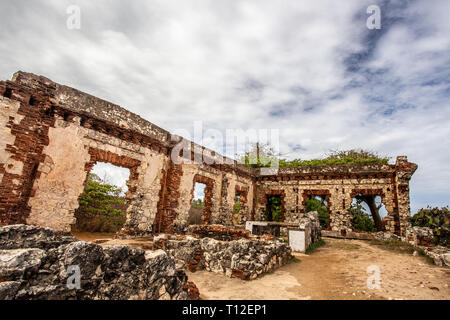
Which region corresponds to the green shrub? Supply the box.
[350,200,376,232]
[267,196,282,222]
[411,207,450,247]
[306,239,325,254]
[369,239,435,264]
[73,173,126,233]
[241,147,389,168]
[191,199,205,209]
[234,201,241,213]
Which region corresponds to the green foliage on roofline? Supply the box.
[241,146,390,168]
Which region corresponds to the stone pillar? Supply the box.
[328,190,352,233]
[214,174,232,225]
[394,156,418,237]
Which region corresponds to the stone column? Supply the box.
[394,156,418,237]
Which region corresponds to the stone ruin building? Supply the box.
[0,71,418,238]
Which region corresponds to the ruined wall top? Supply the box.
[12,71,172,147]
[265,158,417,176]
[5,71,417,181]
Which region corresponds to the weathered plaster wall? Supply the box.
[0,74,56,225]
[173,165,224,231]
[26,120,90,230]
[26,116,168,233]
[0,97,24,184]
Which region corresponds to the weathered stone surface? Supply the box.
[287,211,322,252]
[424,246,450,267]
[186,224,250,240]
[0,248,46,279]
[0,224,76,249]
[405,226,435,246]
[0,281,22,300]
[299,211,321,246]
[0,225,199,300]
[374,231,401,242]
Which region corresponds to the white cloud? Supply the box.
[0,0,448,213]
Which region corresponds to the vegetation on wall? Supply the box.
[411,207,450,247]
[239,144,390,168]
[73,173,126,233]
[234,198,241,213]
[306,197,329,229]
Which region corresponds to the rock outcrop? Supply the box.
[0,225,199,300]
[423,246,450,267]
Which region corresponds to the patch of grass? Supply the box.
[415,247,435,265]
[369,239,435,265]
[369,239,415,254]
[330,241,361,251]
[306,239,325,254]
[288,257,301,264]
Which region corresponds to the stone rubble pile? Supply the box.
[185,224,251,240]
[422,246,450,267]
[153,234,293,280]
[374,231,401,242]
[0,225,199,300]
[405,226,435,246]
[298,211,322,245]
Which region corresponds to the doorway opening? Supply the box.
[265,195,283,222]
[188,182,206,225]
[350,194,387,232]
[306,195,329,229]
[72,162,130,235]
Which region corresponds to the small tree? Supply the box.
[73,173,126,233]
[411,207,450,247]
[191,199,205,209]
[350,199,377,232]
[238,142,279,168]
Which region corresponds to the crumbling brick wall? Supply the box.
[0,72,417,236]
[254,161,416,235]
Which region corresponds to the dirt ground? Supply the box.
[188,238,450,300]
[73,233,449,300]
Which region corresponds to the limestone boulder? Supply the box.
[0,224,199,300]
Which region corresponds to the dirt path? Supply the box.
[188,238,450,300]
[74,233,449,300]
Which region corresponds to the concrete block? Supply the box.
[289,229,306,252]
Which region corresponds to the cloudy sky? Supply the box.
[1,0,449,213]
